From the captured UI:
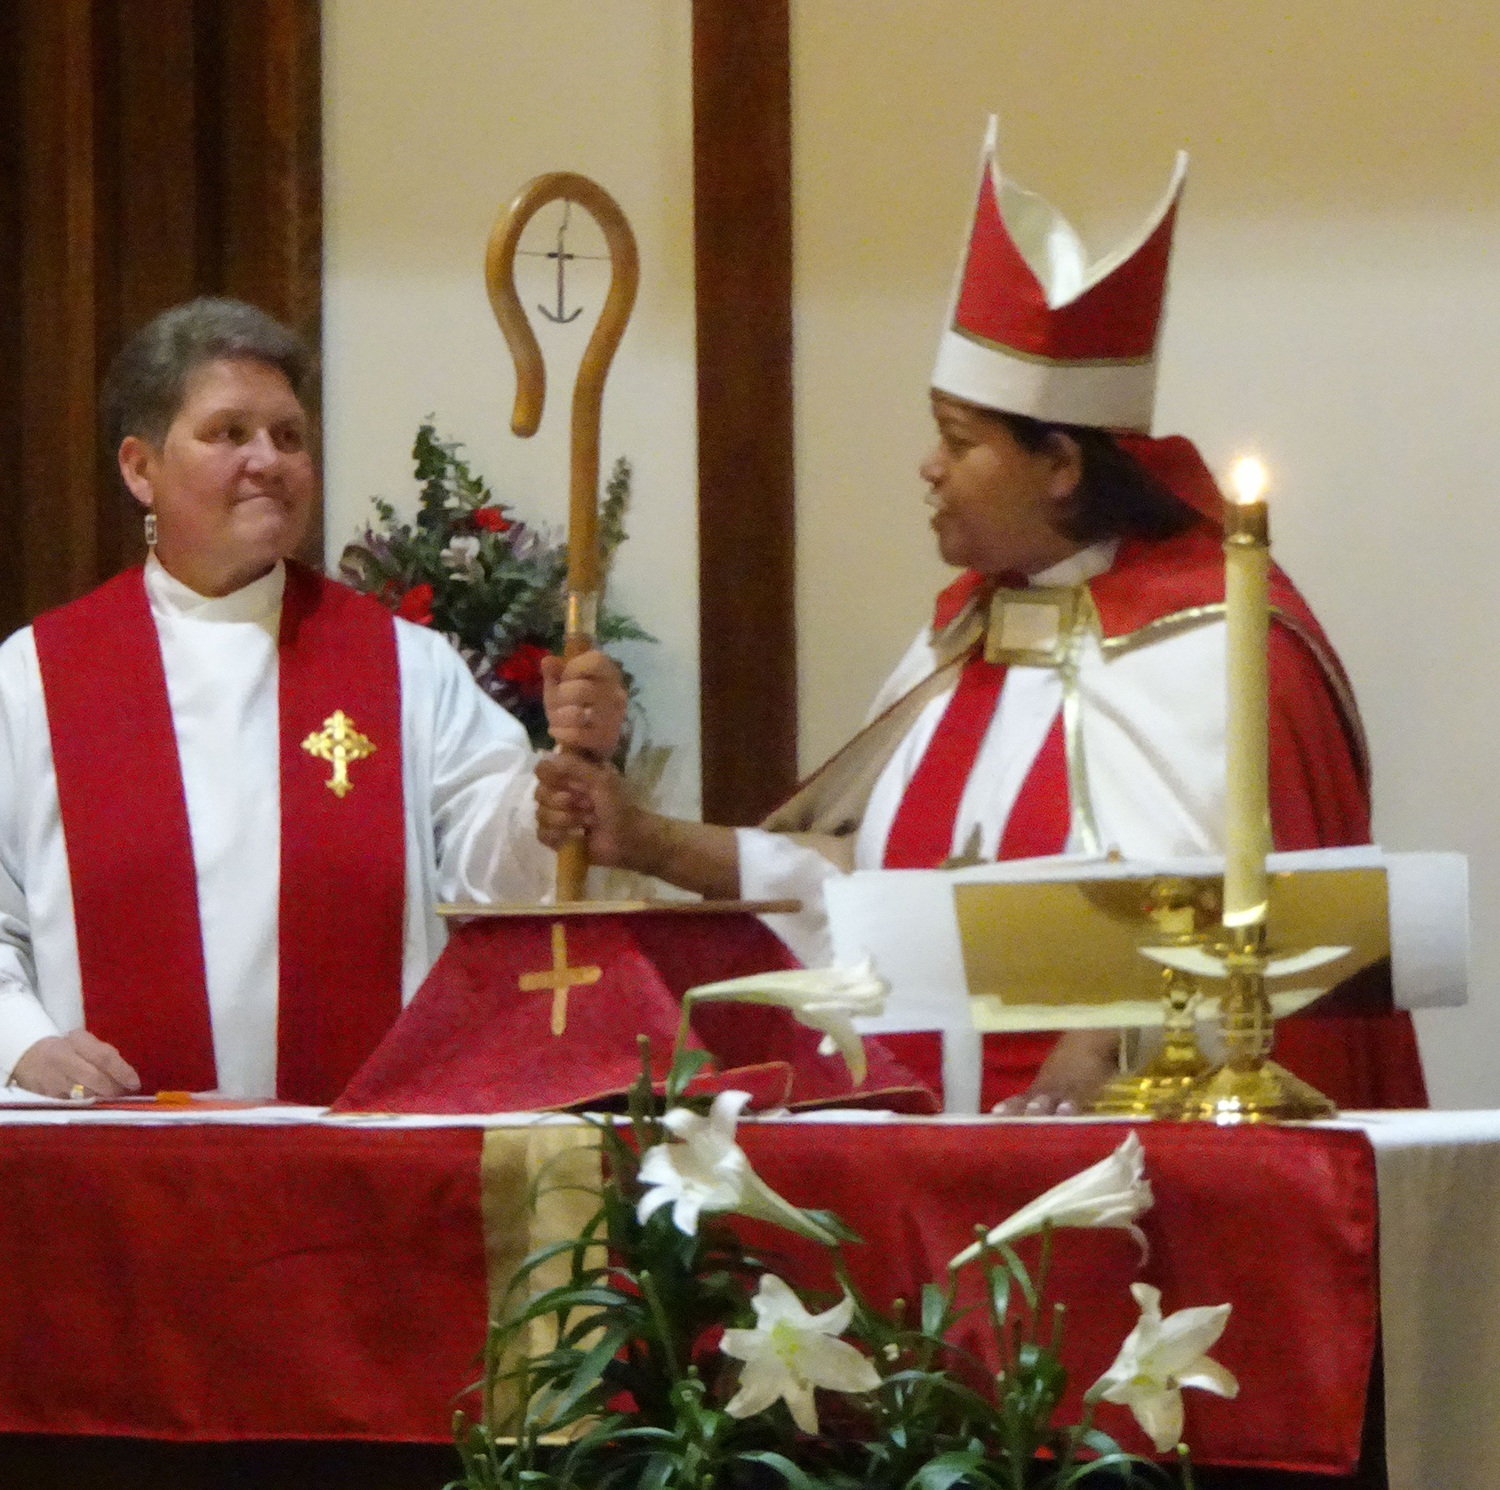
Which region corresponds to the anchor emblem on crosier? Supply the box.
[519,921,602,1036]
[301,710,376,798]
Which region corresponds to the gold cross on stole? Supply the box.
[301,710,376,798]
[519,922,602,1036]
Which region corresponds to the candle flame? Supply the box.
[1228,456,1269,506]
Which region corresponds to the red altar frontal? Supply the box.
[0,1111,1376,1476]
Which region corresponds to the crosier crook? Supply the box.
[485,174,640,902]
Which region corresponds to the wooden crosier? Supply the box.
[461,172,800,1072]
[486,173,640,902]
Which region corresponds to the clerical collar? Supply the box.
[145,553,286,626]
[971,540,1123,668]
[931,538,1123,632]
[1027,538,1119,590]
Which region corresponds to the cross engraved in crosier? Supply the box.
[519,921,602,1036]
[301,710,376,798]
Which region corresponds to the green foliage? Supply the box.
[446,1043,1177,1490]
[340,423,654,751]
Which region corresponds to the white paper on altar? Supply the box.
[826,847,1468,1113]
[1384,851,1469,1010]
[0,1102,330,1126]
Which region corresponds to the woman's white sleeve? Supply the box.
[0,636,59,1081]
[417,633,556,906]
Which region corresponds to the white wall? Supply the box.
[322,0,700,818]
[790,1,1500,1106]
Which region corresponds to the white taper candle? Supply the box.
[1223,457,1272,928]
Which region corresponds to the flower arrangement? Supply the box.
[453,977,1236,1490]
[339,423,653,752]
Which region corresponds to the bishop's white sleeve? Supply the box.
[735,829,841,968]
[0,632,61,1081]
[735,625,944,971]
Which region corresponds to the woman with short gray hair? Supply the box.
[0,297,624,1103]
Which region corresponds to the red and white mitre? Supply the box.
[931,117,1188,433]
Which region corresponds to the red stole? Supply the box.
[878,647,1067,1099]
[885,565,1072,868]
[33,562,406,1102]
[882,659,1070,868]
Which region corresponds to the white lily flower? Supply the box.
[636,1090,840,1245]
[949,1131,1153,1269]
[683,958,887,1084]
[1091,1282,1238,1452]
[722,1274,881,1434]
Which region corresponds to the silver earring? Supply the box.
[143,511,157,549]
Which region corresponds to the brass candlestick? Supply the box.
[1088,878,1214,1118]
[1174,923,1337,1122]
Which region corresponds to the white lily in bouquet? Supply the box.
[680,957,888,1083]
[722,1274,881,1434]
[636,1088,843,1245]
[949,1130,1154,1269]
[1090,1282,1238,1452]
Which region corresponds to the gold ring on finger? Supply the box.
[69,1083,87,1101]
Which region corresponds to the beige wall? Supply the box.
[791,1,1500,1105]
[322,0,700,817]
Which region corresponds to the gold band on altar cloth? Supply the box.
[480,1122,604,1430]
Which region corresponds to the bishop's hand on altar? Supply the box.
[0,297,627,1105]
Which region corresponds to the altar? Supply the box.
[0,1102,1494,1490]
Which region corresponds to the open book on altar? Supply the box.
[824,848,1468,1112]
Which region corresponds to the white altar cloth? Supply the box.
[1348,1109,1500,1490]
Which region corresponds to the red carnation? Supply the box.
[472,506,512,533]
[394,582,434,626]
[496,641,550,695]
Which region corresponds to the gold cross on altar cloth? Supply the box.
[519,921,602,1036]
[301,710,376,798]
